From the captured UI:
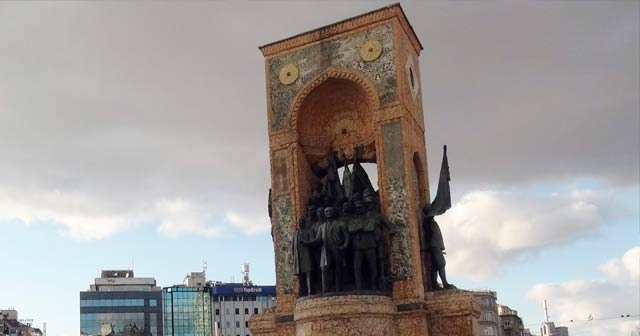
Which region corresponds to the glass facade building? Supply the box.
[163,286,212,336]
[80,270,163,336]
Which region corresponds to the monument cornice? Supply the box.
[259,3,423,58]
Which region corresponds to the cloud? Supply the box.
[599,246,640,284]
[526,246,640,336]
[0,188,263,239]
[155,198,224,238]
[0,2,637,244]
[440,188,609,280]
[225,211,270,235]
[0,188,134,240]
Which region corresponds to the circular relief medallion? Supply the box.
[360,39,382,62]
[279,63,299,85]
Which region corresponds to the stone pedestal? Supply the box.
[249,291,480,336]
[425,290,481,336]
[294,295,396,336]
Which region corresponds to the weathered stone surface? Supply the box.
[273,194,295,294]
[425,290,481,336]
[382,121,412,280]
[268,23,397,131]
[271,149,290,194]
[396,310,429,336]
[248,309,276,336]
[294,295,397,336]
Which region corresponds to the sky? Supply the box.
[0,1,638,336]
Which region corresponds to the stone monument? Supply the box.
[251,4,480,336]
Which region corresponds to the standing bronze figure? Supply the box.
[350,200,378,290]
[422,146,456,290]
[294,217,315,296]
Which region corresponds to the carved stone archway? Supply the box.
[289,67,381,165]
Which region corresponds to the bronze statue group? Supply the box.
[292,145,455,297]
[294,147,394,296]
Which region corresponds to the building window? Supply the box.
[226,308,230,315]
[483,327,495,336]
[216,308,220,315]
[245,322,249,328]
[254,308,259,314]
[225,321,230,328]
[235,308,240,315]
[244,308,249,314]
[235,321,240,328]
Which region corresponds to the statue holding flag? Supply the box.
[422,145,455,290]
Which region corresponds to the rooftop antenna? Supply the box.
[241,263,252,286]
[202,259,208,275]
[543,300,550,322]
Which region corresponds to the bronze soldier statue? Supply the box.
[324,206,349,292]
[422,146,455,290]
[349,200,378,290]
[304,206,348,293]
[423,208,454,290]
[294,217,315,296]
[362,189,395,291]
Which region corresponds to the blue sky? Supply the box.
[0,1,638,336]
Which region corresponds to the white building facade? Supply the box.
[209,283,276,336]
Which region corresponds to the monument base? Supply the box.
[294,295,396,336]
[425,289,481,336]
[249,290,480,336]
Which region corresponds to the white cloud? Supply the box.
[0,188,237,239]
[440,189,606,280]
[599,246,640,284]
[526,246,640,336]
[155,198,224,238]
[225,211,270,235]
[0,188,134,240]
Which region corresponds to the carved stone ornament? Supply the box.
[279,63,299,85]
[360,39,383,62]
[405,56,420,100]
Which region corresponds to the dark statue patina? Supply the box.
[292,146,395,295]
[422,145,455,290]
[291,144,454,296]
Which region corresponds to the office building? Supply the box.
[210,283,276,336]
[162,266,275,336]
[162,272,213,336]
[80,270,163,336]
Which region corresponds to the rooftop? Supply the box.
[259,3,422,57]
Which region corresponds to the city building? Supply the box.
[210,282,276,336]
[1,309,43,336]
[471,290,499,336]
[183,273,206,287]
[540,322,568,336]
[163,273,212,336]
[540,300,569,336]
[80,270,163,336]
[163,265,276,336]
[499,305,525,336]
